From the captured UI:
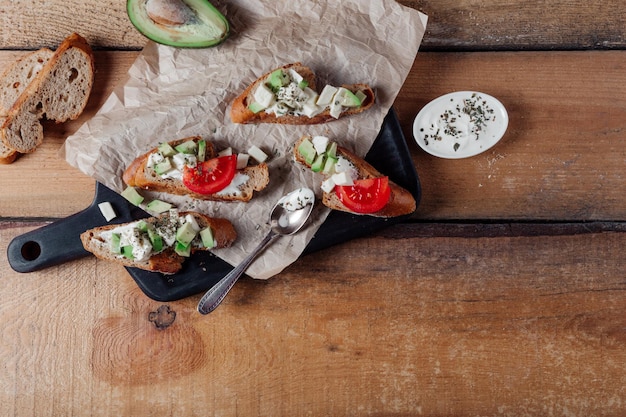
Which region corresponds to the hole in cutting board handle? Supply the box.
[20,241,42,261]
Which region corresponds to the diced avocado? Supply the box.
[298,80,309,90]
[197,140,207,162]
[336,88,362,107]
[111,233,122,254]
[121,187,144,206]
[127,0,230,48]
[267,69,288,90]
[146,199,173,214]
[248,101,266,114]
[200,227,215,249]
[122,245,134,259]
[298,138,317,165]
[326,141,337,159]
[147,226,164,252]
[311,153,326,173]
[136,220,148,232]
[174,140,197,154]
[176,221,198,246]
[175,241,192,257]
[322,155,338,174]
[153,158,173,175]
[355,90,367,104]
[158,142,177,157]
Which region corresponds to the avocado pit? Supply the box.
[145,0,193,26]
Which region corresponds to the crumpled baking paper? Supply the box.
[61,0,427,279]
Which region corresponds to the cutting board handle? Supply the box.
[7,183,145,273]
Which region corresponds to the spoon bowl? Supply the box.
[197,188,315,315]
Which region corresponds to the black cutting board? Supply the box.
[7,108,421,301]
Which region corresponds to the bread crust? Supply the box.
[123,136,270,202]
[80,212,237,274]
[0,49,55,163]
[230,62,375,125]
[1,33,95,154]
[294,136,416,218]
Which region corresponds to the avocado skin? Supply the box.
[127,0,230,48]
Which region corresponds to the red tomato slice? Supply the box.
[335,176,391,214]
[182,155,237,194]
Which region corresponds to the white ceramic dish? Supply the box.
[413,91,508,159]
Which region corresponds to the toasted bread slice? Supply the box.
[123,136,270,202]
[230,62,375,124]
[80,211,237,274]
[1,33,94,154]
[0,118,16,164]
[0,49,55,163]
[294,135,416,218]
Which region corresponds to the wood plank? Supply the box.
[395,50,626,221]
[0,1,624,51]
[0,51,138,218]
[403,0,626,51]
[3,51,625,222]
[1,222,625,416]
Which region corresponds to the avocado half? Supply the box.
[127,0,229,48]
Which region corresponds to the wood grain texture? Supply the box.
[1,223,625,416]
[2,51,626,222]
[0,1,625,51]
[402,0,626,51]
[396,51,626,221]
[1,1,626,415]
[0,51,138,218]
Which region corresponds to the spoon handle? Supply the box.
[197,230,279,315]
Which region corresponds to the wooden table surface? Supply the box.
[2,1,626,416]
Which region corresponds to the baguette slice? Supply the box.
[1,33,95,154]
[123,136,270,202]
[230,62,375,125]
[80,211,237,274]
[294,135,416,218]
[0,49,54,163]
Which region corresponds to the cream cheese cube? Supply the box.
[317,85,338,106]
[331,171,354,186]
[253,83,276,108]
[312,136,329,154]
[321,177,336,193]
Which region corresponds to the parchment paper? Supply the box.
[61,0,427,279]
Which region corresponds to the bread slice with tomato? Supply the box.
[123,136,269,202]
[80,210,236,274]
[293,135,416,218]
[230,62,375,125]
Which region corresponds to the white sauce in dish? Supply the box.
[413,91,508,159]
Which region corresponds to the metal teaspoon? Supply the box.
[197,188,315,315]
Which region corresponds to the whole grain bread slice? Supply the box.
[230,62,375,124]
[123,136,270,202]
[293,135,416,218]
[80,212,237,274]
[0,49,55,163]
[1,33,95,154]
